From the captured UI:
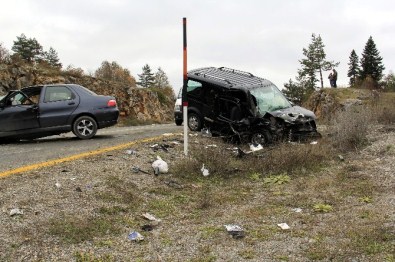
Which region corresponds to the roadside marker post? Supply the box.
[182,17,188,156]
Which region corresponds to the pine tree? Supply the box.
[360,36,385,82]
[137,64,155,88]
[43,47,62,68]
[11,34,43,63]
[347,49,360,86]
[153,67,170,88]
[299,34,339,89]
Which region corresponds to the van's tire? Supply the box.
[175,119,183,126]
[188,113,202,131]
[251,130,272,146]
[72,116,97,139]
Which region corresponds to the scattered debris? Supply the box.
[75,187,82,192]
[201,128,212,137]
[10,208,23,217]
[162,133,174,136]
[277,223,290,230]
[142,213,159,221]
[310,141,318,145]
[338,155,344,161]
[141,225,153,231]
[125,149,137,155]
[152,156,169,175]
[249,144,263,152]
[189,133,198,137]
[128,231,144,242]
[164,180,183,189]
[132,166,150,175]
[292,208,302,213]
[224,224,245,239]
[171,141,180,146]
[55,181,61,189]
[205,144,217,148]
[201,164,209,177]
[141,213,162,226]
[150,144,170,152]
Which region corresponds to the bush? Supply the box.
[330,107,372,152]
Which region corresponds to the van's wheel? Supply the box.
[73,116,97,139]
[251,130,272,146]
[188,113,202,131]
[175,119,183,126]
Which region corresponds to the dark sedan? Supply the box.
[0,84,119,141]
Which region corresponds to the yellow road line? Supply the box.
[0,134,173,179]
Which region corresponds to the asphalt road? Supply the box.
[0,124,182,173]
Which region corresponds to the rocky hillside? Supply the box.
[304,88,383,120]
[0,64,174,123]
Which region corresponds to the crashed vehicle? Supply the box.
[184,67,321,144]
[0,84,119,142]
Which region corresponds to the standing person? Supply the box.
[332,69,338,88]
[328,72,334,87]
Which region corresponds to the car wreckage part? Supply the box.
[72,115,98,139]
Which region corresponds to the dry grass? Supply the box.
[1,95,395,260]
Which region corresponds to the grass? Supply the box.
[5,93,393,261]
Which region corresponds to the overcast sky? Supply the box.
[1,0,394,93]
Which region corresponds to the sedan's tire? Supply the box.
[72,116,97,139]
[187,113,202,131]
[175,119,183,126]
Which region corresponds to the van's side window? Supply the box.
[187,80,202,97]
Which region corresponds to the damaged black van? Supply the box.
[184,67,320,144]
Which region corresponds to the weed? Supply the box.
[74,251,114,262]
[313,203,333,213]
[359,196,373,203]
[264,173,290,185]
[238,248,256,259]
[249,172,261,181]
[49,216,119,244]
[200,226,223,239]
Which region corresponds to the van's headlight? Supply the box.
[174,105,182,111]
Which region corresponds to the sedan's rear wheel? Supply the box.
[73,116,97,139]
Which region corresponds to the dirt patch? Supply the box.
[0,129,394,261]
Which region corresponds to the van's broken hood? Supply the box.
[267,106,317,123]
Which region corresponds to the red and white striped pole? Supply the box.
[182,17,188,156]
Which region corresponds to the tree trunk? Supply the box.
[319,68,323,88]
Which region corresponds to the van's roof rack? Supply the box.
[188,67,272,88]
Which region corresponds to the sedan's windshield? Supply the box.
[0,95,4,101]
[250,85,291,113]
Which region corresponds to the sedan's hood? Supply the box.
[268,106,317,123]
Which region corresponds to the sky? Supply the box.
[1,0,394,94]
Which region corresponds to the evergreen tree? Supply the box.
[11,34,43,63]
[137,64,155,88]
[299,34,339,89]
[153,67,170,88]
[347,50,360,86]
[282,79,305,105]
[360,36,385,82]
[43,47,62,68]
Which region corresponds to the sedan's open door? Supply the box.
[0,91,39,132]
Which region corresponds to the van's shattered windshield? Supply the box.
[250,85,291,113]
